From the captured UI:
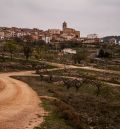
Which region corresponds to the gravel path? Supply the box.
[0,71,45,129]
[42,61,120,75]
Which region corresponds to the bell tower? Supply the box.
[63,21,67,30]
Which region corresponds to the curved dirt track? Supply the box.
[0,71,44,129]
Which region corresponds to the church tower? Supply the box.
[63,21,67,30]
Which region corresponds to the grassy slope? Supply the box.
[14,76,75,129]
[42,68,120,85]
[14,76,120,129]
[0,57,55,72]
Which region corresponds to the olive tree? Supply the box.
[4,40,18,60]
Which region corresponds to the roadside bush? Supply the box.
[54,100,87,129]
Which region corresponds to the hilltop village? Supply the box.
[0,22,120,129]
[0,22,102,44]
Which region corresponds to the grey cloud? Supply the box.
[0,0,120,36]
[91,0,120,6]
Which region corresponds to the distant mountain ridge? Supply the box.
[102,36,120,42]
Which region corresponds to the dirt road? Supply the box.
[42,61,120,75]
[0,71,44,129]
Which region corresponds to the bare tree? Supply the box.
[5,41,18,60]
[23,45,32,60]
[85,79,103,96]
[40,74,44,81]
[0,43,6,62]
[48,72,54,82]
[62,78,84,92]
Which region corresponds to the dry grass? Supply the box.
[13,75,120,129]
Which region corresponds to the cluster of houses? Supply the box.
[0,27,44,41]
[0,22,119,45]
[0,22,101,44]
[81,34,100,44]
[108,38,120,45]
[0,22,80,43]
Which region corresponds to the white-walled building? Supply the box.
[118,41,120,45]
[0,31,5,39]
[63,48,76,54]
[109,38,117,45]
[42,36,51,43]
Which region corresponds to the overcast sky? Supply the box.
[0,0,120,37]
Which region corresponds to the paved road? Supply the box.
[0,71,44,129]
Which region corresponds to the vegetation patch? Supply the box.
[34,99,74,129]
[13,75,120,129]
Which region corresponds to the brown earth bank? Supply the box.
[0,71,44,129]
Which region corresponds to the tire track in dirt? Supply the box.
[0,71,45,129]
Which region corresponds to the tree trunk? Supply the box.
[10,53,13,61]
